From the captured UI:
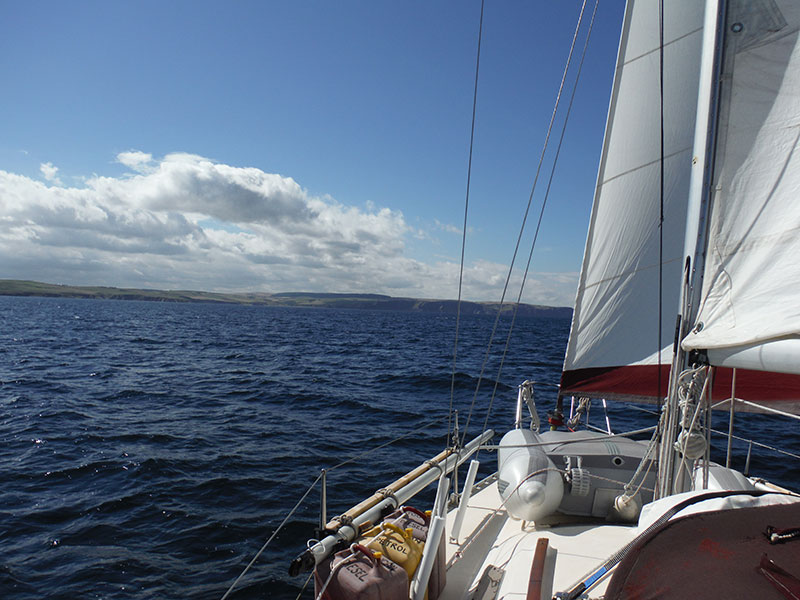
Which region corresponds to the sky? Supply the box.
[0,1,625,306]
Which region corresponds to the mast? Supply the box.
[657,0,726,498]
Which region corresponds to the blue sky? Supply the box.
[0,1,624,305]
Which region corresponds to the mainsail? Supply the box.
[561,0,706,402]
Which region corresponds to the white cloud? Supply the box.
[117,150,154,173]
[39,162,62,185]
[0,152,576,305]
[434,219,464,235]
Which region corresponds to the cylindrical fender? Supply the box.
[497,428,563,521]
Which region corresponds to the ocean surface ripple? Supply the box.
[1,296,796,599]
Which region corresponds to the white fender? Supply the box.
[497,429,563,521]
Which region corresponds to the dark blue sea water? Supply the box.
[1,296,797,599]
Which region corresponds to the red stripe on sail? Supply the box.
[560,365,670,402]
[708,368,800,408]
[561,365,800,414]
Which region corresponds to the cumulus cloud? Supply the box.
[0,151,576,305]
[117,150,154,173]
[39,162,62,185]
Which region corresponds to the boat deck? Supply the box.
[439,473,800,600]
[442,476,637,599]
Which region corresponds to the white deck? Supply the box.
[441,477,637,600]
[435,469,800,600]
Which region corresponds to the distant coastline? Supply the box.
[0,279,572,319]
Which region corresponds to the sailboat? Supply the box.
[222,1,800,598]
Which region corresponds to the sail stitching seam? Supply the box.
[598,147,692,187]
[581,256,682,291]
[621,26,703,66]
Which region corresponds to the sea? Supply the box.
[1,295,797,599]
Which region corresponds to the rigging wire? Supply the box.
[294,571,315,600]
[626,402,800,462]
[711,398,800,422]
[220,419,442,599]
[220,472,323,600]
[708,427,800,461]
[448,0,486,451]
[327,420,441,472]
[481,0,601,434]
[481,426,658,450]
[458,0,591,448]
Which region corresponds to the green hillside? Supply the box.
[0,280,572,319]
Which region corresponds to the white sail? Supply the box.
[682,1,800,378]
[562,0,706,401]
